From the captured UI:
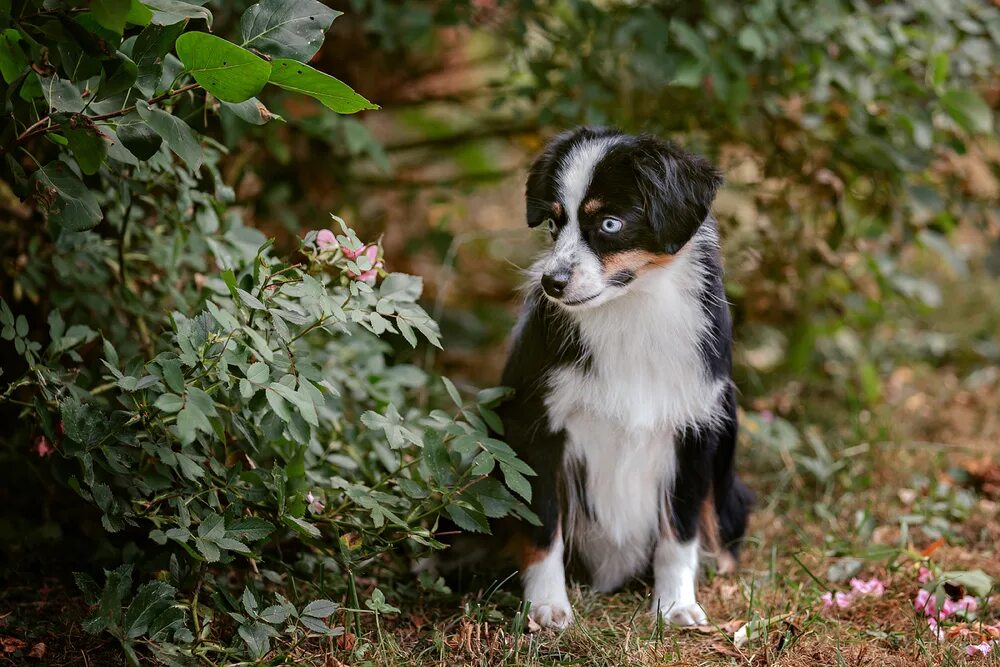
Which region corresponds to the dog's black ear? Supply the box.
[634,137,723,254]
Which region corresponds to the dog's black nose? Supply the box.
[541,271,570,298]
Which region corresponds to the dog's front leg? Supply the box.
[651,425,711,626]
[520,522,572,629]
[651,536,705,625]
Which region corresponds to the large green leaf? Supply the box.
[135,100,203,169]
[30,162,103,232]
[0,28,28,84]
[240,0,341,61]
[267,59,378,114]
[940,89,993,135]
[175,32,271,103]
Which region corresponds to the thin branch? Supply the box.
[0,83,201,158]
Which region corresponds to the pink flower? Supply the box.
[918,567,933,584]
[954,595,979,615]
[927,617,944,641]
[316,229,336,249]
[966,641,993,656]
[915,589,936,615]
[822,591,852,609]
[850,577,885,597]
[340,241,364,260]
[306,492,324,514]
[760,410,775,423]
[34,436,54,457]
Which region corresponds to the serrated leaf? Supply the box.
[238,621,270,659]
[240,0,341,61]
[302,599,338,618]
[175,32,271,103]
[237,288,265,310]
[259,605,290,624]
[267,59,377,114]
[500,462,532,502]
[227,517,274,542]
[154,393,184,413]
[123,581,176,639]
[446,503,490,533]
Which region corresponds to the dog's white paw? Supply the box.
[528,598,574,630]
[652,600,707,626]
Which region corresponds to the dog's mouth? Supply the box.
[560,293,600,307]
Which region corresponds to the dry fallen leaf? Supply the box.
[1,636,27,654]
[28,642,46,659]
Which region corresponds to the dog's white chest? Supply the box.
[543,266,724,590]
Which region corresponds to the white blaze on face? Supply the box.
[542,137,621,305]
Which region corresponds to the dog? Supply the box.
[492,127,752,630]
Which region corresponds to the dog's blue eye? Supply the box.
[600,218,623,234]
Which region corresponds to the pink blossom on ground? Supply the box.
[953,595,979,615]
[927,617,944,641]
[306,491,325,514]
[918,566,933,584]
[850,577,885,597]
[915,589,936,615]
[34,436,54,457]
[822,591,852,609]
[316,229,336,249]
[966,642,993,657]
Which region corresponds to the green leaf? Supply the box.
[282,514,320,538]
[175,32,271,103]
[64,126,108,176]
[239,622,271,660]
[267,59,378,114]
[123,581,176,639]
[30,162,103,231]
[259,605,290,624]
[160,359,185,393]
[940,89,993,134]
[935,569,994,598]
[98,52,138,101]
[220,97,280,125]
[446,503,490,533]
[154,393,184,413]
[0,29,28,84]
[302,599,337,618]
[126,0,154,26]
[37,75,85,112]
[441,377,462,407]
[240,0,341,61]
[93,0,131,33]
[116,113,163,160]
[237,288,265,310]
[500,462,532,503]
[135,100,203,169]
[246,361,269,384]
[227,517,274,542]
[143,0,213,27]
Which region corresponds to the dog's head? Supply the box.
[526,127,722,309]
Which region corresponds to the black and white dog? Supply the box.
[496,127,752,630]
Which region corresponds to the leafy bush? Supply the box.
[0,0,533,663]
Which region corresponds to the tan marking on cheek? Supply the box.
[601,250,675,279]
[551,202,562,218]
[582,198,603,215]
